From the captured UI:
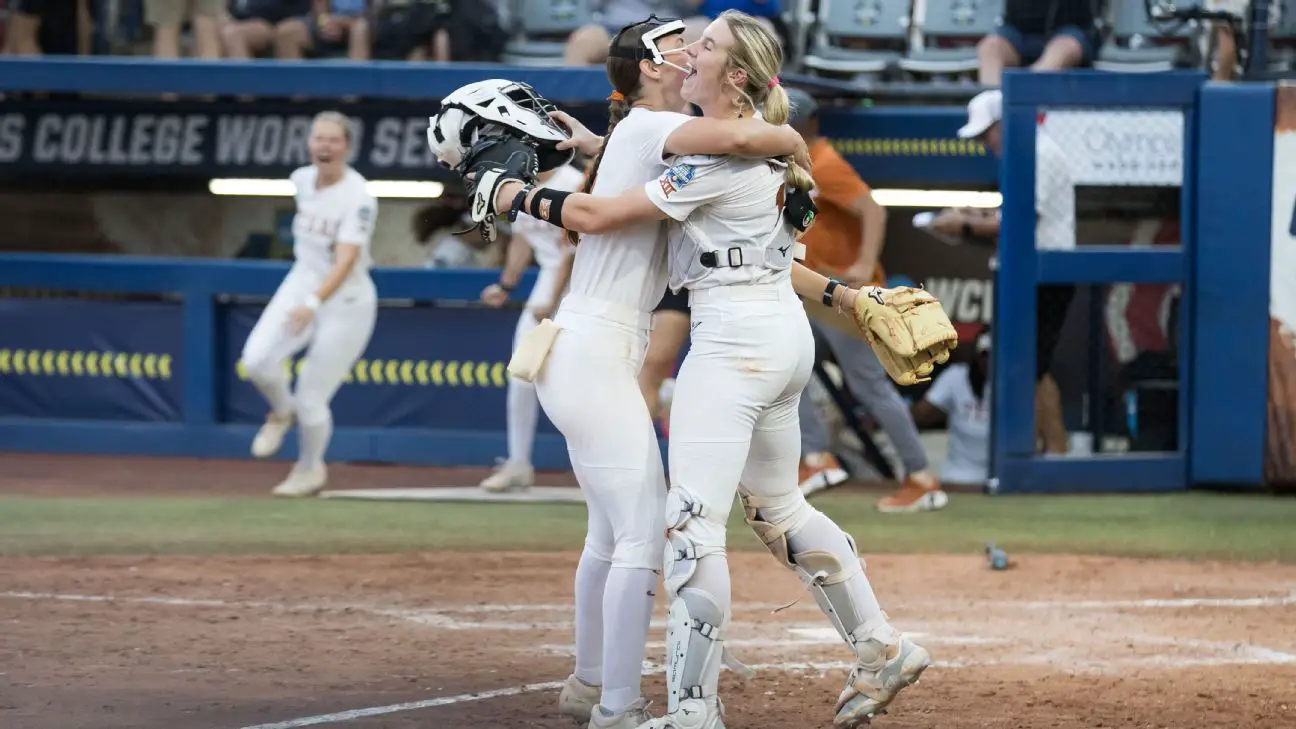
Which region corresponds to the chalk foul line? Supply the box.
[235,680,564,729]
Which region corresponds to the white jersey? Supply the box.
[923,363,991,485]
[565,107,693,314]
[513,163,585,309]
[288,165,377,296]
[645,154,797,292]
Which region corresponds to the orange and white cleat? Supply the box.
[876,471,948,513]
[799,452,850,496]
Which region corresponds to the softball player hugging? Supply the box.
[242,111,378,498]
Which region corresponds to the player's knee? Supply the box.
[294,397,331,426]
[663,486,728,594]
[582,533,614,564]
[241,350,283,384]
[610,527,662,571]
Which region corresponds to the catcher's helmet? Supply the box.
[427,79,573,173]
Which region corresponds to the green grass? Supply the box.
[2,491,1294,562]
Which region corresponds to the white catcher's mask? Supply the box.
[427,79,573,172]
[608,16,691,75]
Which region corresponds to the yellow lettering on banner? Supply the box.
[57,351,69,375]
[400,360,414,385]
[446,361,459,386]
[144,354,157,379]
[28,350,40,374]
[369,359,383,384]
[431,361,444,386]
[129,353,143,378]
[158,355,173,379]
[490,362,505,387]
[41,350,54,375]
[416,360,429,385]
[0,349,10,375]
[384,360,398,384]
[475,362,489,388]
[354,359,368,383]
[114,353,128,378]
[72,351,84,375]
[462,361,475,387]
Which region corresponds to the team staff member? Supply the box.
[242,111,379,498]
[786,87,946,513]
[930,89,1076,455]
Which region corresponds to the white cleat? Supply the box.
[251,413,294,458]
[588,698,653,728]
[557,674,600,725]
[635,697,723,729]
[479,460,535,493]
[834,635,931,727]
[270,464,328,498]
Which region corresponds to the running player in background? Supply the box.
[478,162,584,492]
[241,111,378,498]
[784,87,946,513]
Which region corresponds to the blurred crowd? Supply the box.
[2,1,1291,83]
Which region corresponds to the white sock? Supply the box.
[600,566,658,713]
[787,510,887,636]
[506,378,538,465]
[297,415,332,469]
[251,373,294,419]
[574,548,612,687]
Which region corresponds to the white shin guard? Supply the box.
[742,494,898,663]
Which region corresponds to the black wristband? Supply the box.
[507,185,533,223]
[527,187,572,229]
[497,280,516,293]
[823,279,844,308]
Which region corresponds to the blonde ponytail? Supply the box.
[718,10,814,194]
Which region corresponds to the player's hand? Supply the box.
[531,302,556,321]
[791,136,812,174]
[548,110,602,156]
[288,306,315,333]
[842,261,876,288]
[481,283,509,307]
[319,15,346,41]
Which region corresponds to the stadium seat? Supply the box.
[800,0,912,76]
[1270,0,1295,71]
[1093,0,1198,73]
[899,0,1004,76]
[500,0,593,67]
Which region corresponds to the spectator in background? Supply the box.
[371,0,503,62]
[911,326,993,490]
[146,0,223,59]
[976,0,1101,86]
[277,0,372,60]
[784,88,947,514]
[564,0,694,64]
[929,89,1076,455]
[2,0,93,56]
[221,0,312,58]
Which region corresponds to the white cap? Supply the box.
[957,89,1003,139]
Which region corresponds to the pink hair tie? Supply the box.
[767,76,780,89]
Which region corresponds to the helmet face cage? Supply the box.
[608,15,687,65]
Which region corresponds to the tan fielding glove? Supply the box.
[852,286,959,385]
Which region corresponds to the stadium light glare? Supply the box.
[208,179,445,199]
[870,189,1002,208]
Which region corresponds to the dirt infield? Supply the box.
[3,454,1296,729]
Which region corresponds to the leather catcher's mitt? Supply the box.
[852,286,959,386]
[461,135,540,241]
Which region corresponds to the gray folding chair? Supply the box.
[500,0,594,67]
[899,0,1004,75]
[1094,0,1200,72]
[800,0,914,75]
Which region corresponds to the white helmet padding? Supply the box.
[427,79,573,172]
[607,15,687,66]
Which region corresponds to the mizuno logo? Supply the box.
[777,244,791,255]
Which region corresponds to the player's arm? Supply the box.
[499,232,535,289]
[911,398,948,428]
[492,182,668,234]
[663,117,806,162]
[791,262,866,313]
[312,195,376,305]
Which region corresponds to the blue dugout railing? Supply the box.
[992,70,1273,492]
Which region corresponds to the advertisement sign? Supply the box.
[1266,83,1296,488]
[1041,110,1184,187]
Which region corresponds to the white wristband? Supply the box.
[303,294,322,311]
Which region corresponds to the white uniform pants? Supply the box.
[670,278,814,547]
[534,295,664,569]
[240,270,377,429]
